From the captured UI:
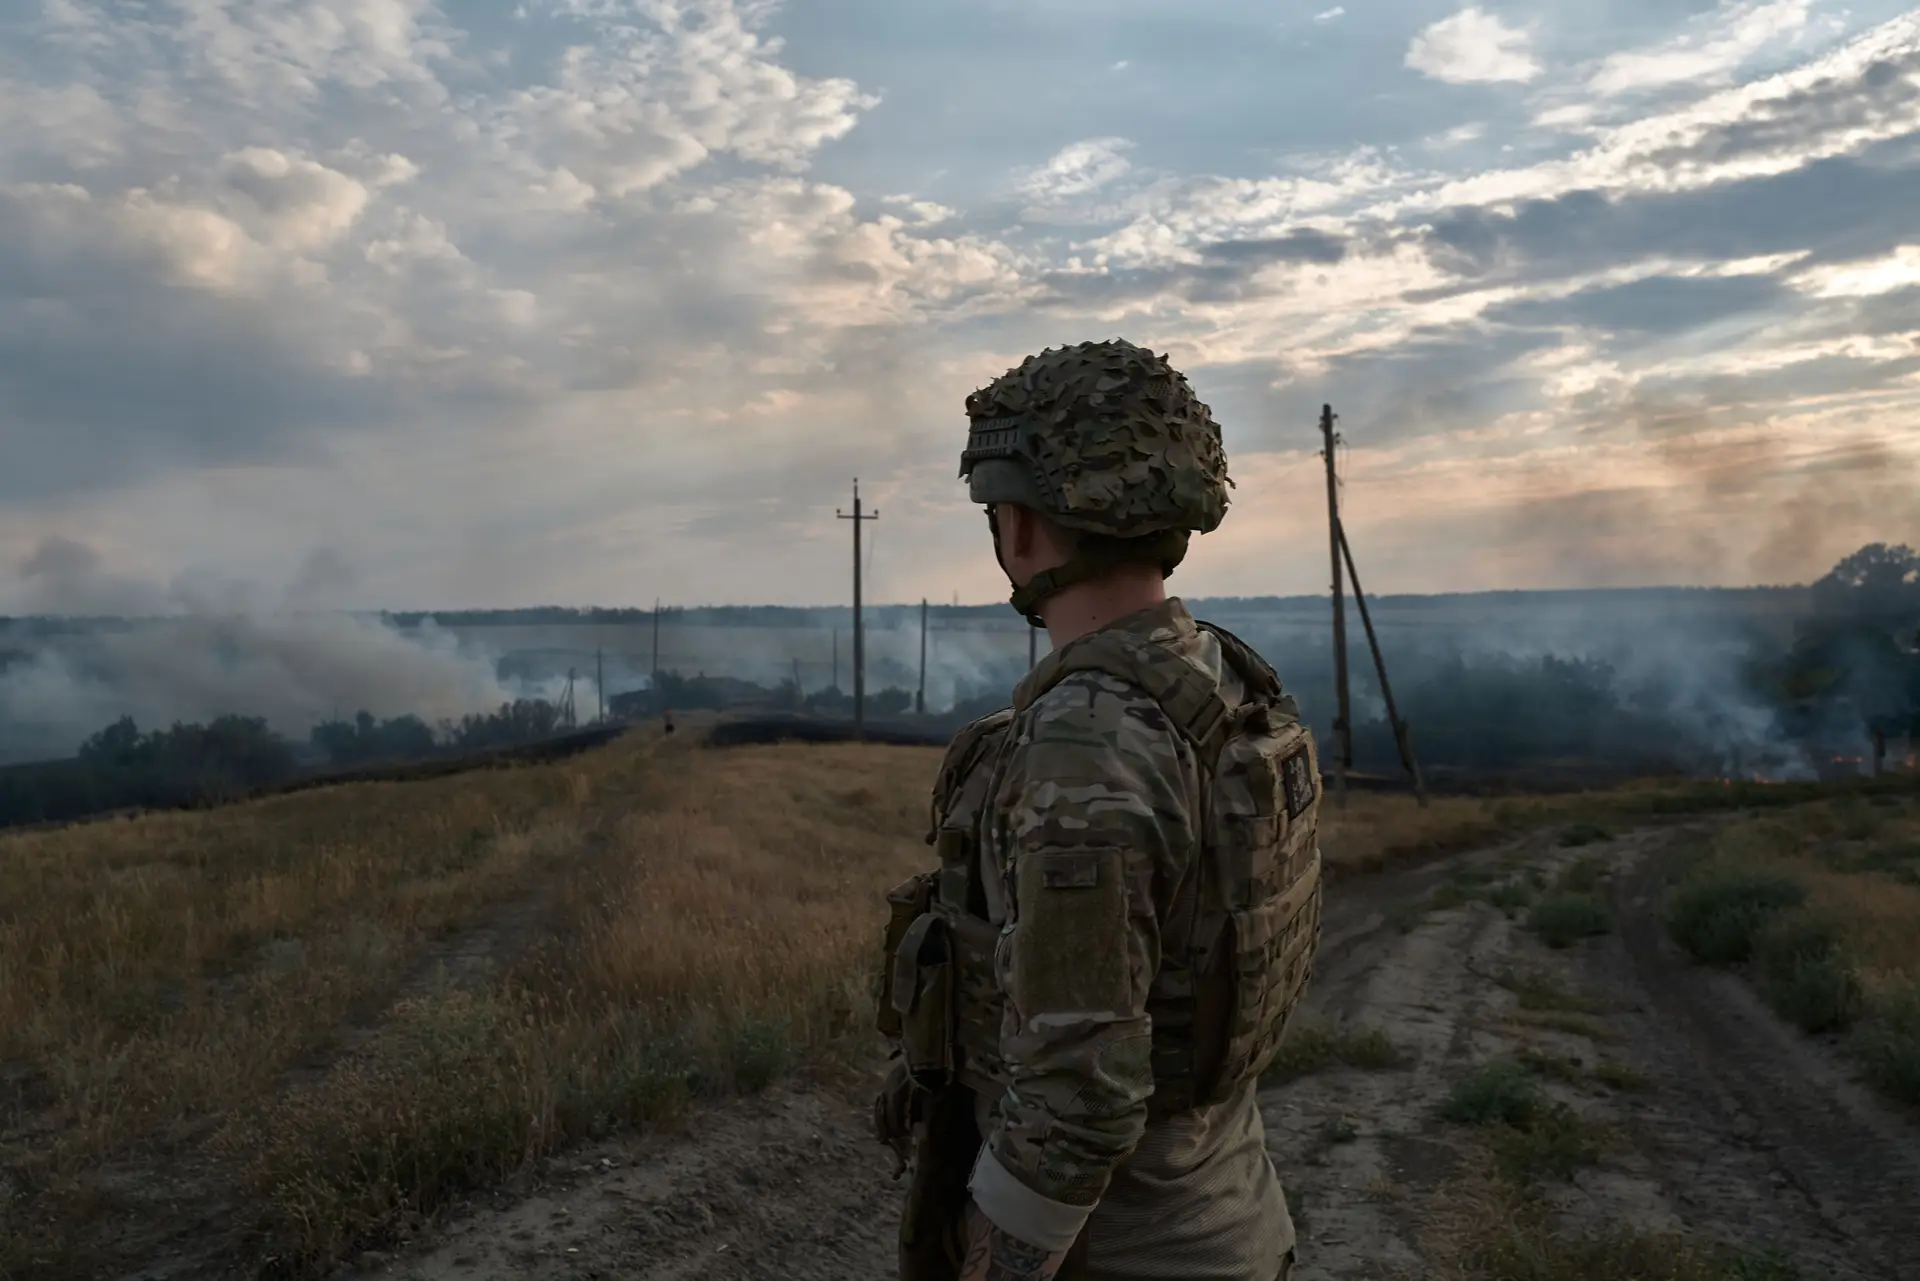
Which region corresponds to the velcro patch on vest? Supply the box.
[1036,850,1104,890]
[1280,746,1316,820]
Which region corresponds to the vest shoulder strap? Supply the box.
[1012,627,1235,769]
[927,707,1015,842]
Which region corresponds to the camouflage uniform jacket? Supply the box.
[960,599,1296,1280]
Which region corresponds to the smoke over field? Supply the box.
[0,541,536,764]
[2,540,1913,783]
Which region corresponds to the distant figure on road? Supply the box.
[872,340,1326,1281]
[662,709,675,736]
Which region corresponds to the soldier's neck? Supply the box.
[1038,568,1168,651]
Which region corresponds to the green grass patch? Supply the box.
[1666,866,1806,964]
[1559,821,1615,848]
[1590,1060,1652,1092]
[1556,854,1609,893]
[1491,966,1607,1014]
[1316,1116,1359,1148]
[1516,1046,1586,1082]
[1486,881,1536,918]
[1470,1216,1801,1281]
[1439,1060,1604,1184]
[1262,1022,1407,1085]
[1853,983,1920,1107]
[1440,1060,1542,1127]
[1529,893,1612,949]
[1513,1009,1615,1041]
[1490,1101,1606,1183]
[1751,913,1863,1034]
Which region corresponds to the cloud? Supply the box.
[1,0,1918,616]
[1314,7,1346,22]
[1427,122,1488,149]
[1017,137,1136,202]
[1405,8,1541,85]
[1590,0,1815,96]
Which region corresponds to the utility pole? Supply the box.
[650,598,661,693]
[837,479,880,738]
[917,597,928,714]
[596,648,605,724]
[1338,524,1428,807]
[1321,404,1352,808]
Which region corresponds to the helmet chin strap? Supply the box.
[1002,528,1192,629]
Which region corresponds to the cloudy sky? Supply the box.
[2,0,1917,613]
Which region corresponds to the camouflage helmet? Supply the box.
[960,339,1232,537]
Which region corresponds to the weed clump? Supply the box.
[1438,1060,1603,1183]
[1262,1022,1406,1085]
[727,1016,794,1093]
[1529,894,1611,949]
[1486,881,1536,917]
[1557,854,1609,893]
[1440,1060,1542,1128]
[1491,1100,1604,1183]
[1559,821,1614,848]
[1853,983,1920,1106]
[1471,1216,1800,1280]
[1667,866,1806,964]
[1752,913,1863,1033]
[1492,965,1605,1014]
[1590,1060,1651,1092]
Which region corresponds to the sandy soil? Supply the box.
[319,822,1920,1281]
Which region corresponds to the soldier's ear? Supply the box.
[1002,504,1039,560]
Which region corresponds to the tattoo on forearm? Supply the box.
[984,1226,1056,1278]
[957,1206,1066,1281]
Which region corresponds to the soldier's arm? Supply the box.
[964,672,1196,1268]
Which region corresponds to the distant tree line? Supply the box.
[0,698,581,830]
[3,547,1910,830]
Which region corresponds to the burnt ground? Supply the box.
[310,822,1920,1281]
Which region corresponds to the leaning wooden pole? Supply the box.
[1320,405,1352,808]
[1339,522,1429,807]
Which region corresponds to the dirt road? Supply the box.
[336,823,1920,1281]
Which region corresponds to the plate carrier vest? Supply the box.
[879,619,1325,1116]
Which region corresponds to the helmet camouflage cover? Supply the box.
[960,339,1233,538]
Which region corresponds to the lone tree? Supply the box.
[1813,542,1920,626]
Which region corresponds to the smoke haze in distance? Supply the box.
[0,539,522,764]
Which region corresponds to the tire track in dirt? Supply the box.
[1598,840,1920,1279]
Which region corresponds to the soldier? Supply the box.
[874,340,1325,1281]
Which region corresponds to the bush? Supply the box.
[1666,867,1806,964]
[1440,1061,1603,1183]
[1440,1060,1541,1127]
[1557,855,1609,893]
[1752,913,1863,1033]
[1491,1100,1604,1183]
[1559,821,1614,848]
[1529,894,1611,949]
[1853,984,1920,1106]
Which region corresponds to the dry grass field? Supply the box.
[1,726,1912,1279]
